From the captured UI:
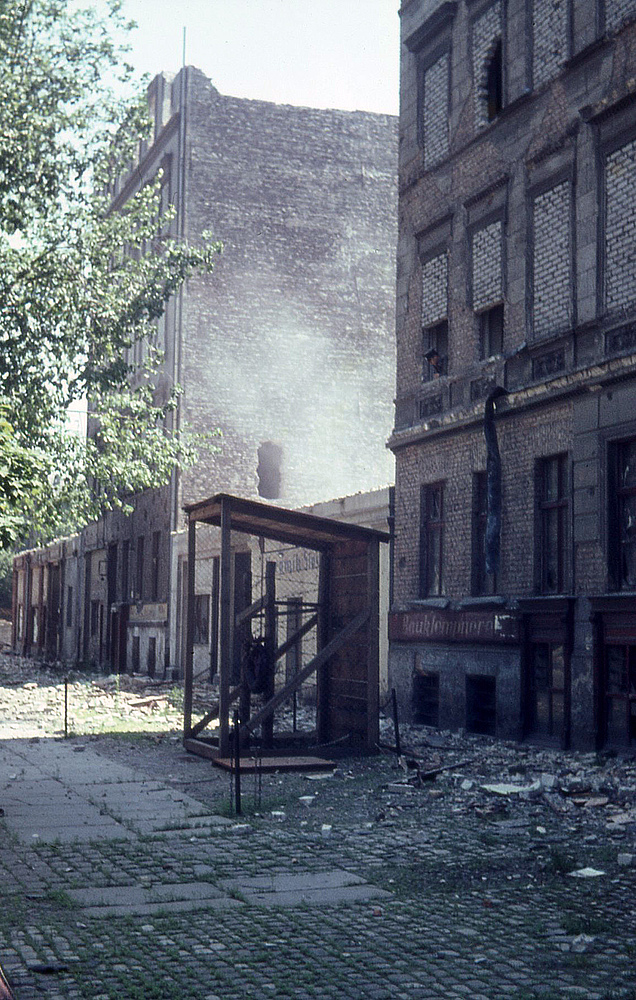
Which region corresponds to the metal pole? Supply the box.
[233,711,241,816]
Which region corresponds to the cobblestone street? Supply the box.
[1,659,635,1000]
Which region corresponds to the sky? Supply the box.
[119,0,400,116]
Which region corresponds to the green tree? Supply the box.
[0,0,221,546]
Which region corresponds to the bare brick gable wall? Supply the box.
[177,69,398,510]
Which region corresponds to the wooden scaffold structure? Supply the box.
[182,494,389,762]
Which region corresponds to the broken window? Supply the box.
[257,442,283,499]
[423,320,449,380]
[478,302,504,359]
[472,471,497,595]
[419,483,445,597]
[610,438,636,590]
[536,454,568,594]
[485,37,503,121]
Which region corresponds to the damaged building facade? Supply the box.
[13,68,397,678]
[389,0,636,749]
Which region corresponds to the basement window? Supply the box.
[413,671,440,726]
[257,442,283,499]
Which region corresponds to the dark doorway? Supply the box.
[466,675,496,735]
[527,642,566,744]
[603,644,636,747]
[413,670,439,726]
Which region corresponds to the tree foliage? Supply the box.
[0,0,221,547]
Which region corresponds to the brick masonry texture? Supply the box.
[471,220,502,311]
[533,181,571,337]
[421,252,448,325]
[606,0,636,31]
[472,1,502,129]
[423,53,449,168]
[532,0,568,89]
[605,137,636,316]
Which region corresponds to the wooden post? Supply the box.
[218,498,232,756]
[366,539,380,750]
[183,519,196,738]
[316,550,330,743]
[209,555,220,681]
[263,560,276,748]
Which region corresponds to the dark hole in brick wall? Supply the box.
[466,674,496,735]
[413,671,440,726]
[257,441,283,499]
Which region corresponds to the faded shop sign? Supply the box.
[389,609,519,644]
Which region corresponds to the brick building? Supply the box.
[389,0,636,748]
[13,68,397,678]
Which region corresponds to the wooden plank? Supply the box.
[235,595,265,627]
[189,684,242,738]
[212,755,335,774]
[244,608,370,734]
[274,613,318,661]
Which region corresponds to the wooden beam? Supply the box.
[273,613,318,662]
[245,607,370,734]
[189,684,242,738]
[235,594,265,627]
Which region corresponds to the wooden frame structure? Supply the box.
[182,493,389,758]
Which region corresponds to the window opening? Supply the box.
[419,483,445,597]
[423,320,448,380]
[612,439,636,590]
[257,442,283,499]
[479,303,504,358]
[136,536,145,600]
[472,471,497,595]
[537,455,568,593]
[485,37,503,121]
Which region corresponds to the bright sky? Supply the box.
[119,0,400,116]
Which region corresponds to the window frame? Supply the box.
[535,454,569,594]
[608,437,636,591]
[419,482,445,598]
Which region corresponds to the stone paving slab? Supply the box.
[221,870,392,906]
[68,880,225,907]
